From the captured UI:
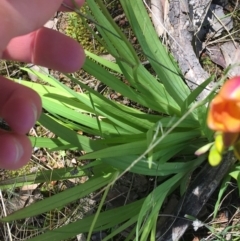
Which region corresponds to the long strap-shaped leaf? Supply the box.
[120,0,191,107]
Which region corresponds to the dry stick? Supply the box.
[143,0,184,52]
[163,0,213,101]
[207,28,240,45]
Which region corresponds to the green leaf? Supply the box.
[66,73,164,132]
[120,0,190,106]
[85,0,181,115]
[85,50,121,73]
[30,136,72,149]
[83,57,164,112]
[102,154,205,176]
[27,199,144,241]
[197,105,214,142]
[42,97,129,135]
[213,174,231,219]
[38,113,106,152]
[78,130,201,160]
[0,167,85,189]
[181,75,215,113]
[137,173,184,239]
[2,170,115,222]
[0,160,104,189]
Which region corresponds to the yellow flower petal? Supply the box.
[208,144,222,166]
[215,133,225,153]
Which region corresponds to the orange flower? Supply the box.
[207,77,240,165]
[207,76,240,133]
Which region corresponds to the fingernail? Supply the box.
[13,138,24,163]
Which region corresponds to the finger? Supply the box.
[0,0,62,52]
[0,132,32,170]
[3,28,85,72]
[0,76,42,134]
[0,0,85,54]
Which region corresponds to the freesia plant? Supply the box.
[0,1,239,241]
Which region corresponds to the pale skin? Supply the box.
[0,0,85,169]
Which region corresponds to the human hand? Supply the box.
[0,0,85,169]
